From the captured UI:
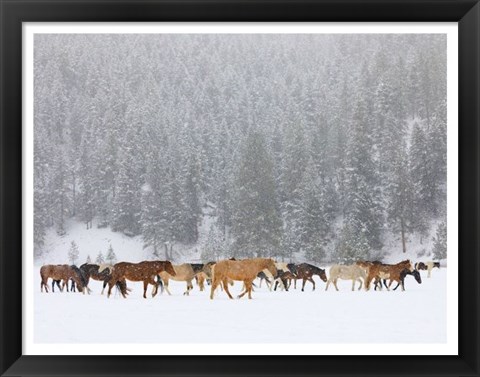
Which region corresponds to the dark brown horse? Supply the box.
[40,264,87,293]
[107,261,176,299]
[392,269,422,291]
[80,263,114,294]
[293,263,327,291]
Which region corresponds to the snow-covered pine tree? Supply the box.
[333,222,370,264]
[86,255,92,264]
[386,134,416,253]
[111,123,144,235]
[432,221,447,260]
[68,240,80,265]
[106,244,117,264]
[231,131,282,258]
[95,251,105,264]
[200,224,227,262]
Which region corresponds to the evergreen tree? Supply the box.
[86,255,92,264]
[68,240,80,265]
[333,222,370,264]
[200,224,227,262]
[231,131,282,258]
[432,221,447,259]
[386,136,416,253]
[106,244,117,264]
[95,251,105,264]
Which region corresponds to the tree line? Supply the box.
[34,34,447,262]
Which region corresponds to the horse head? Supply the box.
[164,261,176,276]
[413,269,422,284]
[70,265,89,294]
[317,268,327,282]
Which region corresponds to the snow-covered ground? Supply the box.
[33,267,446,344]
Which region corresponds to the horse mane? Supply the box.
[70,265,88,287]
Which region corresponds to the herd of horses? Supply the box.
[39,258,441,299]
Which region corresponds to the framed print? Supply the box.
[1,1,479,377]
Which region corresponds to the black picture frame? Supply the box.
[1,1,479,376]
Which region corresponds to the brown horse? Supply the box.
[294,263,327,291]
[158,263,196,296]
[364,260,414,291]
[107,261,176,298]
[40,264,87,293]
[210,258,277,300]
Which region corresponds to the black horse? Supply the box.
[392,269,422,291]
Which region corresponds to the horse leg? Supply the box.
[107,281,114,298]
[184,280,193,296]
[163,279,172,296]
[358,279,363,291]
[325,279,330,291]
[101,281,107,295]
[351,279,355,291]
[220,278,233,299]
[387,280,393,291]
[301,279,307,292]
[210,277,221,300]
[149,277,159,298]
[309,277,315,291]
[247,281,254,299]
[142,280,149,299]
[365,275,373,291]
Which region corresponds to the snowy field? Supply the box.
[33,268,446,344]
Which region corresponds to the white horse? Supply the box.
[425,261,440,278]
[325,264,367,291]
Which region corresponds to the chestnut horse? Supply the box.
[40,264,87,293]
[364,260,414,291]
[107,261,176,298]
[210,258,277,300]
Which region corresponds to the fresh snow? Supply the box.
[34,267,446,345]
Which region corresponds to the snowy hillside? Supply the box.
[36,215,445,268]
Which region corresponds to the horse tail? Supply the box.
[115,280,129,297]
[156,275,164,294]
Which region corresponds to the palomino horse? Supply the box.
[293,263,327,291]
[364,260,414,291]
[210,258,277,300]
[107,261,176,298]
[392,269,422,291]
[80,263,115,294]
[158,263,196,296]
[325,265,366,291]
[40,264,87,293]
